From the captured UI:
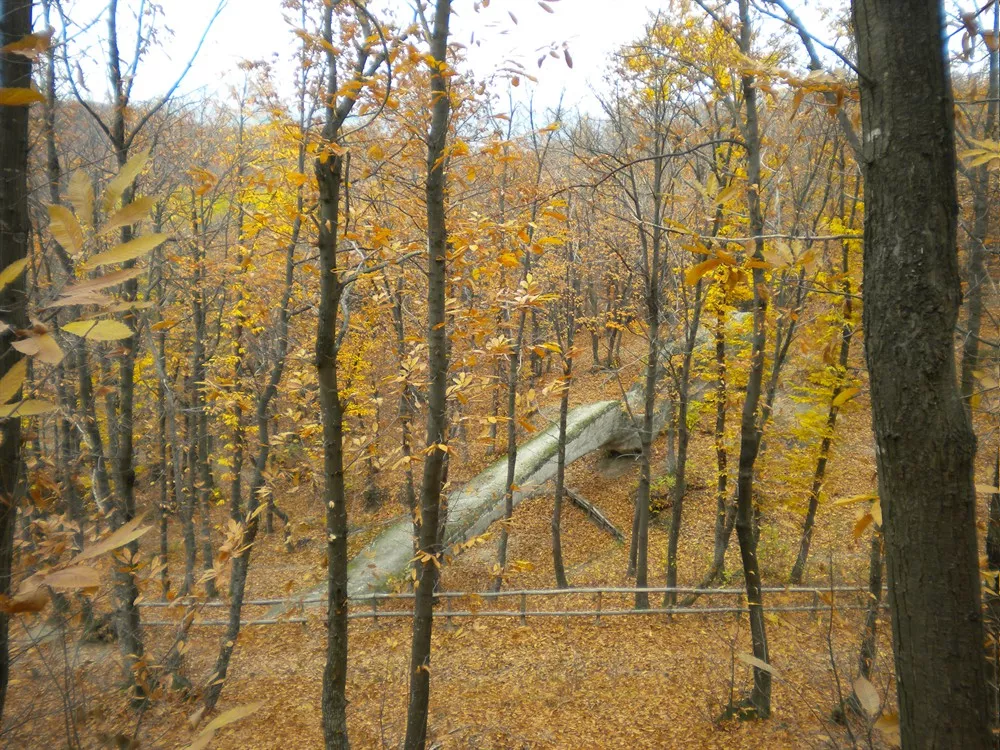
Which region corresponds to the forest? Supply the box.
[0,0,997,747]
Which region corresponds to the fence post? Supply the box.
[445,595,453,628]
[812,590,820,620]
[595,591,602,625]
[520,592,527,626]
[372,596,378,623]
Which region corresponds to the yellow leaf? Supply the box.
[48,204,85,255]
[63,319,134,341]
[737,652,780,678]
[0,87,44,106]
[499,252,520,268]
[714,182,738,206]
[85,233,167,268]
[102,150,150,211]
[0,258,27,292]
[0,31,53,60]
[367,144,385,160]
[101,196,155,235]
[37,565,101,592]
[685,258,721,285]
[967,152,1000,168]
[831,386,860,408]
[1,585,48,613]
[67,171,94,224]
[976,484,1000,494]
[870,497,882,527]
[853,512,873,539]
[833,493,879,507]
[0,359,26,404]
[57,267,143,297]
[0,399,57,418]
[76,514,152,561]
[12,333,64,365]
[852,676,880,716]
[874,712,900,746]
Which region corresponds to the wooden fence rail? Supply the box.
[138,585,885,628]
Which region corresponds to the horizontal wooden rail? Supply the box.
[136,584,883,610]
[138,584,886,627]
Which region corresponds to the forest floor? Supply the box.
[3,337,942,749]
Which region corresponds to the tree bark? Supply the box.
[404,3,451,747]
[853,0,991,745]
[0,0,32,722]
[732,0,771,717]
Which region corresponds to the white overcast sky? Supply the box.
[52,0,693,113]
[51,0,860,114]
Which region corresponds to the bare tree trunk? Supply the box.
[189,200,217,596]
[404,3,451,746]
[791,234,855,584]
[680,305,736,603]
[857,529,883,681]
[491,309,526,593]
[853,0,991,744]
[203,217,297,713]
[0,0,32,720]
[732,0,771,716]
[665,282,703,605]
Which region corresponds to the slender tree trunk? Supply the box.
[404,3,451,746]
[634,303,658,610]
[791,238,854,584]
[853,0,991,745]
[203,220,297,713]
[665,283,703,605]
[314,9,349,746]
[189,207,217,596]
[989,449,1000,570]
[857,529,883,681]
[156,350,170,599]
[680,305,735,601]
[552,283,575,590]
[491,310,526,593]
[733,0,771,716]
[0,0,32,721]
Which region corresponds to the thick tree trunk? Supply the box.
[404,3,451,747]
[853,0,991,745]
[0,0,32,721]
